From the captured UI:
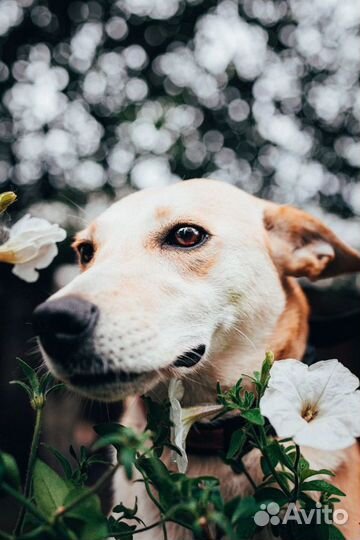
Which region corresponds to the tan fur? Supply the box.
[268,277,310,360]
[42,180,360,539]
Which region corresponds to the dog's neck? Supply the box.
[150,278,310,407]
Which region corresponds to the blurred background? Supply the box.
[1,0,360,530]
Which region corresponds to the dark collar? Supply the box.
[187,414,253,457]
[186,344,318,458]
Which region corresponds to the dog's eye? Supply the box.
[164,225,208,248]
[77,242,95,265]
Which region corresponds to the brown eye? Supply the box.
[164,225,208,249]
[77,242,95,265]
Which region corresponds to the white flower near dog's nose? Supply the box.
[260,359,360,451]
[0,214,66,282]
[168,379,223,473]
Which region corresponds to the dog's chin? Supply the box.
[65,372,160,401]
[42,344,207,401]
[42,353,160,401]
[48,363,160,401]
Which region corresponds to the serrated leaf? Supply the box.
[33,460,70,516]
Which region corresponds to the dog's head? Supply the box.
[33,180,360,401]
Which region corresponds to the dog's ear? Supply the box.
[264,203,360,280]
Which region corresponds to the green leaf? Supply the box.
[301,480,345,497]
[113,498,144,525]
[226,429,247,459]
[17,358,40,393]
[0,451,21,492]
[9,380,33,400]
[17,526,56,540]
[42,444,73,480]
[63,488,109,540]
[328,524,346,540]
[241,408,265,426]
[256,487,288,506]
[33,459,70,516]
[301,468,335,480]
[108,518,136,540]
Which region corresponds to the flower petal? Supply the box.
[308,360,360,404]
[168,378,224,473]
[0,244,38,264]
[294,415,357,451]
[260,388,306,438]
[12,262,40,283]
[0,215,66,281]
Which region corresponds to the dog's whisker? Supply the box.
[60,195,88,218]
[232,325,258,352]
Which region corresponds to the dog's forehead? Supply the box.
[91,179,263,241]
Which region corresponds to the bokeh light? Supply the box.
[0,0,359,249]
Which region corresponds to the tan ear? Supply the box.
[264,203,360,280]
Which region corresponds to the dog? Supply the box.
[33,179,360,539]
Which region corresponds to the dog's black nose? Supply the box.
[32,296,99,359]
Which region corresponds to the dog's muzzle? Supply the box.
[33,296,207,398]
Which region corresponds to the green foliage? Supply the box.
[10,359,63,411]
[0,357,348,540]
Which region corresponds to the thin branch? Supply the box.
[56,463,120,517]
[3,483,47,526]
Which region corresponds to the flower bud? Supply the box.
[0,192,17,214]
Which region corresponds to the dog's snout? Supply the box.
[32,296,99,359]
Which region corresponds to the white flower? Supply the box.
[168,379,224,473]
[260,359,360,451]
[0,214,66,282]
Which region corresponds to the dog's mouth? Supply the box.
[69,369,142,387]
[68,344,206,391]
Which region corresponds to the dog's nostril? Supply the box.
[32,296,99,359]
[174,344,206,368]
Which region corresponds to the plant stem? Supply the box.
[251,426,291,498]
[199,517,215,540]
[3,482,47,526]
[292,444,301,502]
[56,462,120,517]
[142,476,165,513]
[162,520,168,540]
[110,520,163,537]
[14,406,43,534]
[240,459,257,491]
